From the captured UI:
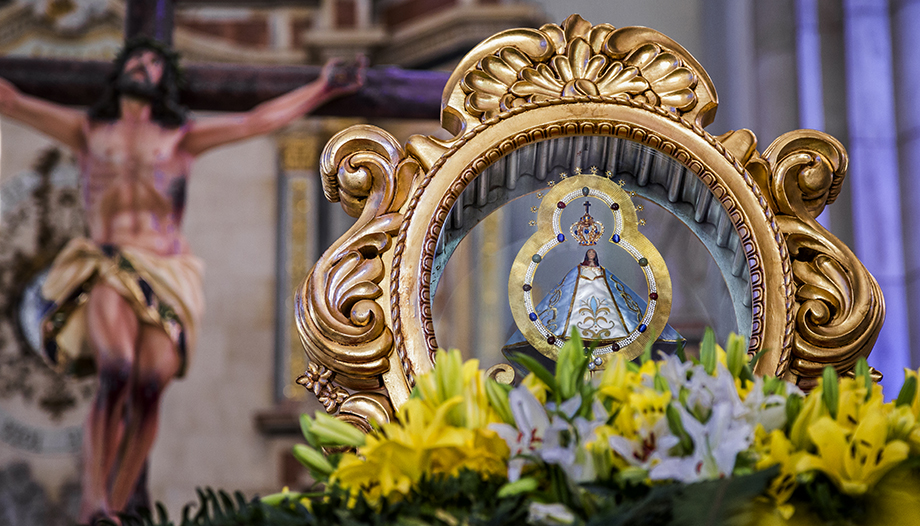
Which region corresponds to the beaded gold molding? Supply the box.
[297,14,884,427]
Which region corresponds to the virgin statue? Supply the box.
[503,248,683,366]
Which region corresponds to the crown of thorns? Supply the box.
[114,37,185,86]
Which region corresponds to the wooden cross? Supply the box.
[0,0,448,119]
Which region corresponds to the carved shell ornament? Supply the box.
[460,15,701,123]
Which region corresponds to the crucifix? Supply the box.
[0,0,446,522]
[0,0,448,118]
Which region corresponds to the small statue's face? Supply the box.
[585,249,598,266]
[121,49,165,88]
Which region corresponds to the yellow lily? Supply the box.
[788,383,827,450]
[331,396,509,505]
[596,354,638,404]
[797,411,909,495]
[754,428,806,511]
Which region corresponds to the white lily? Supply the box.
[740,376,789,433]
[684,363,746,421]
[657,353,694,397]
[527,502,576,525]
[650,402,752,482]
[608,416,680,471]
[490,386,551,481]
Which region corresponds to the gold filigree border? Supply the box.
[390,95,795,385]
[508,174,674,362]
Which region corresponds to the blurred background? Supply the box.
[0,0,917,522]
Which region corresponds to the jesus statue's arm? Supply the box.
[0,76,86,152]
[180,57,366,157]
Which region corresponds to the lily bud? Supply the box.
[725,333,746,379]
[310,413,366,448]
[700,328,716,375]
[821,367,839,420]
[497,477,539,498]
[292,444,335,477]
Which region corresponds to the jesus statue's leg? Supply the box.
[81,284,139,522]
[109,325,180,512]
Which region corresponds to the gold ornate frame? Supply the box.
[296,15,884,427]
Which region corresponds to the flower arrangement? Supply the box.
[271,331,920,526]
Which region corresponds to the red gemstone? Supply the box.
[649,292,658,300]
[547,336,556,345]
[611,203,620,211]
[611,342,620,351]
[557,202,566,209]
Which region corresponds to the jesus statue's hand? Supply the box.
[319,55,367,99]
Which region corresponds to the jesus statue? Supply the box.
[0,37,364,523]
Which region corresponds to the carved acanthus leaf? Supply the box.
[760,131,884,387]
[297,125,419,390]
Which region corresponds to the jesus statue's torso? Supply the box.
[80,118,194,256]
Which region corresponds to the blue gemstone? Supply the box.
[584,229,589,234]
[529,313,538,321]
[638,324,647,333]
[612,234,620,243]
[557,233,565,242]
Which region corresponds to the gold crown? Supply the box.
[570,201,604,246]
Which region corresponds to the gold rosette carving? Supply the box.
[296,125,417,397]
[448,14,717,135]
[751,131,884,387]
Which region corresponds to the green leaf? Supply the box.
[666,403,692,454]
[897,374,917,408]
[512,352,560,399]
[854,358,873,401]
[557,330,586,400]
[671,467,779,526]
[640,338,653,365]
[676,338,688,363]
[785,393,803,434]
[700,327,717,375]
[822,366,839,420]
[485,378,515,424]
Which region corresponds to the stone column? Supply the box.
[700,0,756,134]
[843,0,912,381]
[891,0,920,368]
[753,0,800,144]
[817,0,855,247]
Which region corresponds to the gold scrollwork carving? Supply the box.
[756,131,884,387]
[296,125,418,390]
[451,14,717,133]
[338,392,395,431]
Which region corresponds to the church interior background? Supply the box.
[0,0,918,522]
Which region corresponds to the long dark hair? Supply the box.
[582,249,600,267]
[88,37,188,128]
